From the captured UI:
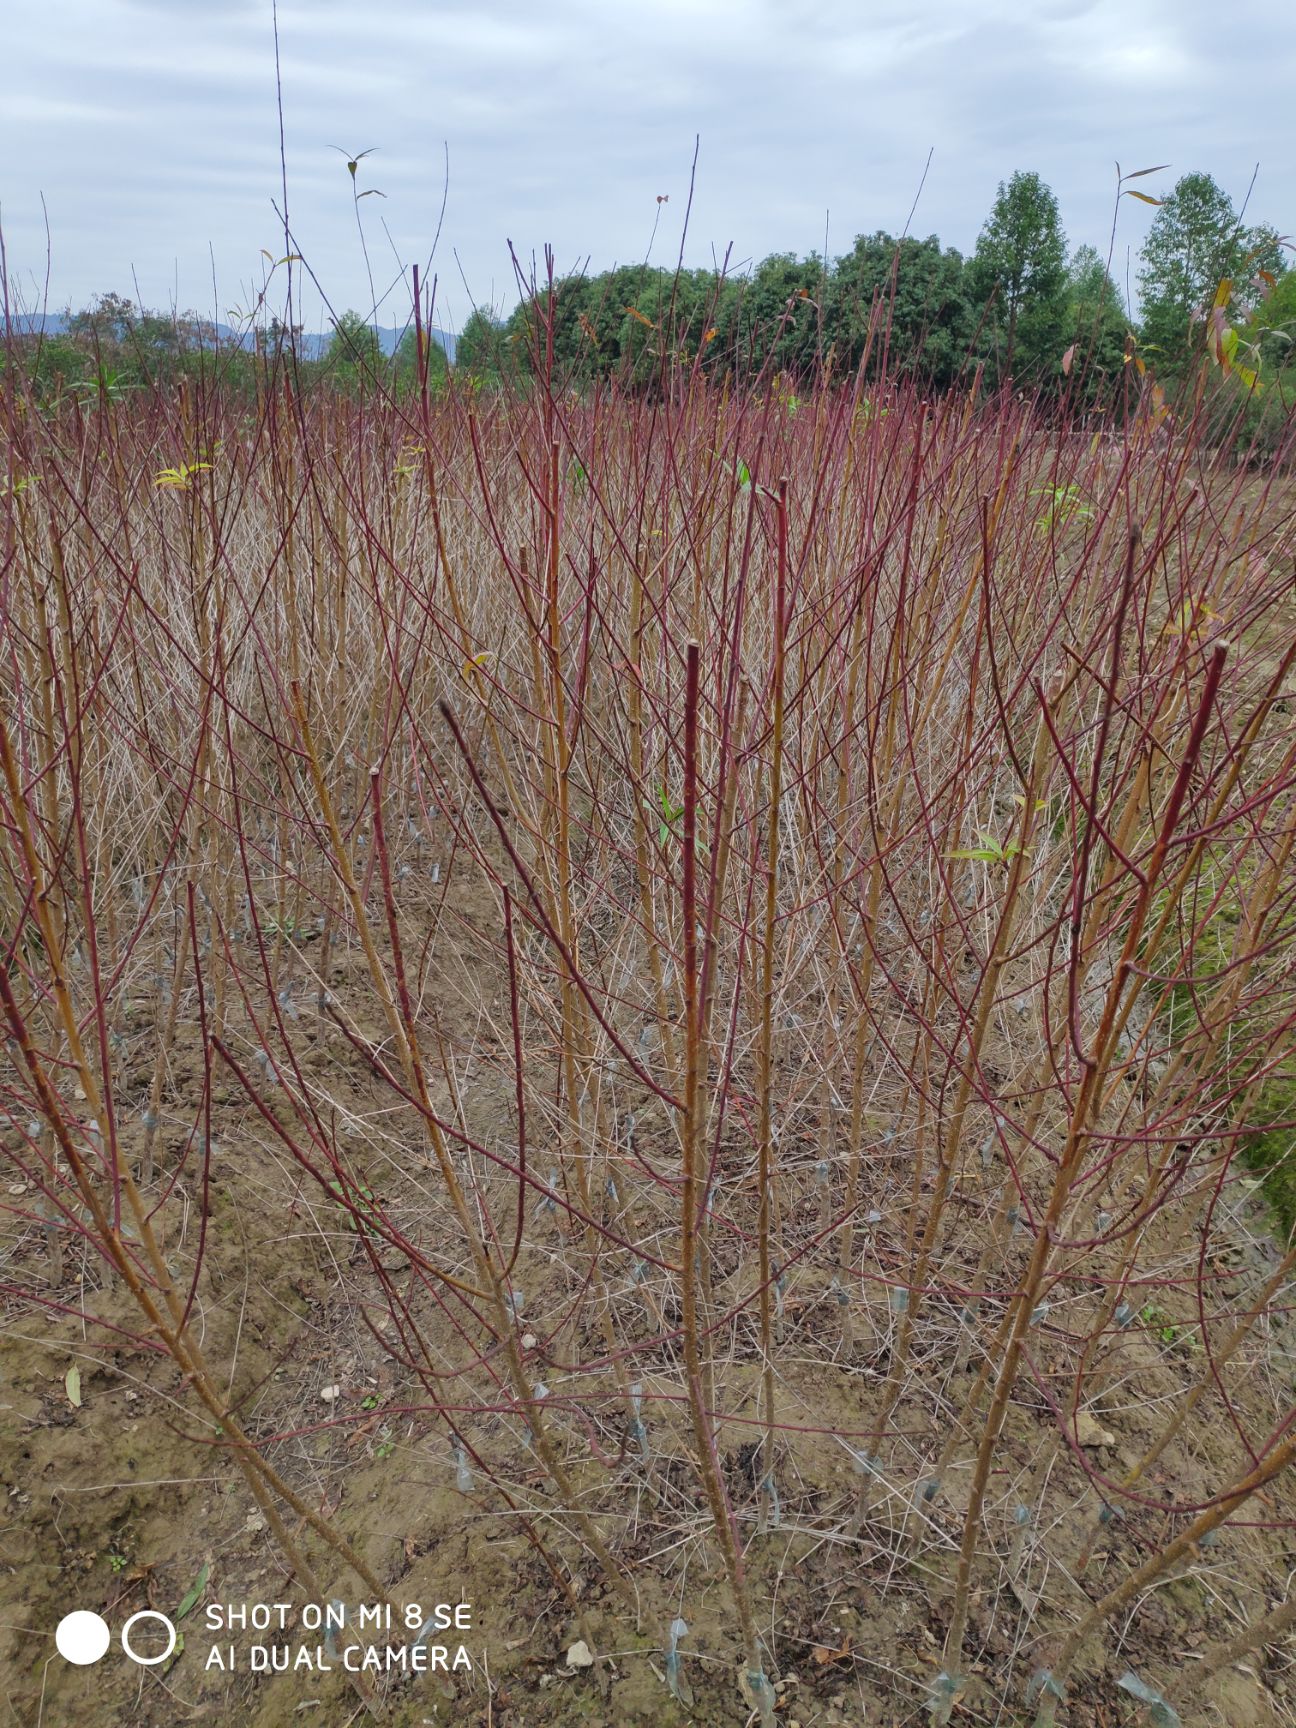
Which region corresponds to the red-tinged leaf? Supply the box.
[1135,355,1147,376]
[812,1635,854,1666]
[625,306,656,330]
[1061,343,1076,377]
[1123,164,1171,180]
[1123,190,1163,205]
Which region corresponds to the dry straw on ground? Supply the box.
[2,343,1295,1726]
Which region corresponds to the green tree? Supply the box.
[1250,262,1296,372]
[1,330,87,404]
[610,267,724,388]
[68,291,137,346]
[257,316,303,358]
[392,324,448,396]
[455,307,517,385]
[507,275,595,383]
[579,265,661,368]
[830,232,973,388]
[713,252,827,381]
[1062,244,1128,397]
[1200,249,1296,460]
[968,171,1068,384]
[1136,173,1282,375]
[323,310,384,390]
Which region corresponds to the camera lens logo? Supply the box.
[56,1609,177,1667]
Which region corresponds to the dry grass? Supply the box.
[2,365,1295,1726]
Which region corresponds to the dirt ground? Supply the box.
[3,866,1295,1728]
[4,447,1296,1728]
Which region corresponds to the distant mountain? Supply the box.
[4,312,71,337]
[3,311,456,365]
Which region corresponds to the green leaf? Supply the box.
[655,786,684,845]
[155,460,213,490]
[736,459,751,491]
[65,1365,82,1408]
[175,1560,210,1622]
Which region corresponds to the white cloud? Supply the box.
[0,0,1290,330]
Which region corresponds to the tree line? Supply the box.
[4,169,1291,423]
[458,169,1291,415]
[0,295,448,407]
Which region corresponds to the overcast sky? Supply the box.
[1,0,1291,337]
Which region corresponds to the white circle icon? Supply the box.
[120,1610,178,1666]
[56,1610,111,1666]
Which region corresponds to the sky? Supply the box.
[1,0,1292,338]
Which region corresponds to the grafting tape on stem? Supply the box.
[453,1442,473,1494]
[1117,1672,1182,1726]
[763,1472,782,1528]
[629,1381,650,1460]
[927,1669,963,1725]
[745,1666,778,1727]
[1027,1668,1063,1705]
[323,1599,347,1662]
[665,1617,690,1702]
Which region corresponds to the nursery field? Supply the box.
[2,365,1295,1728]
